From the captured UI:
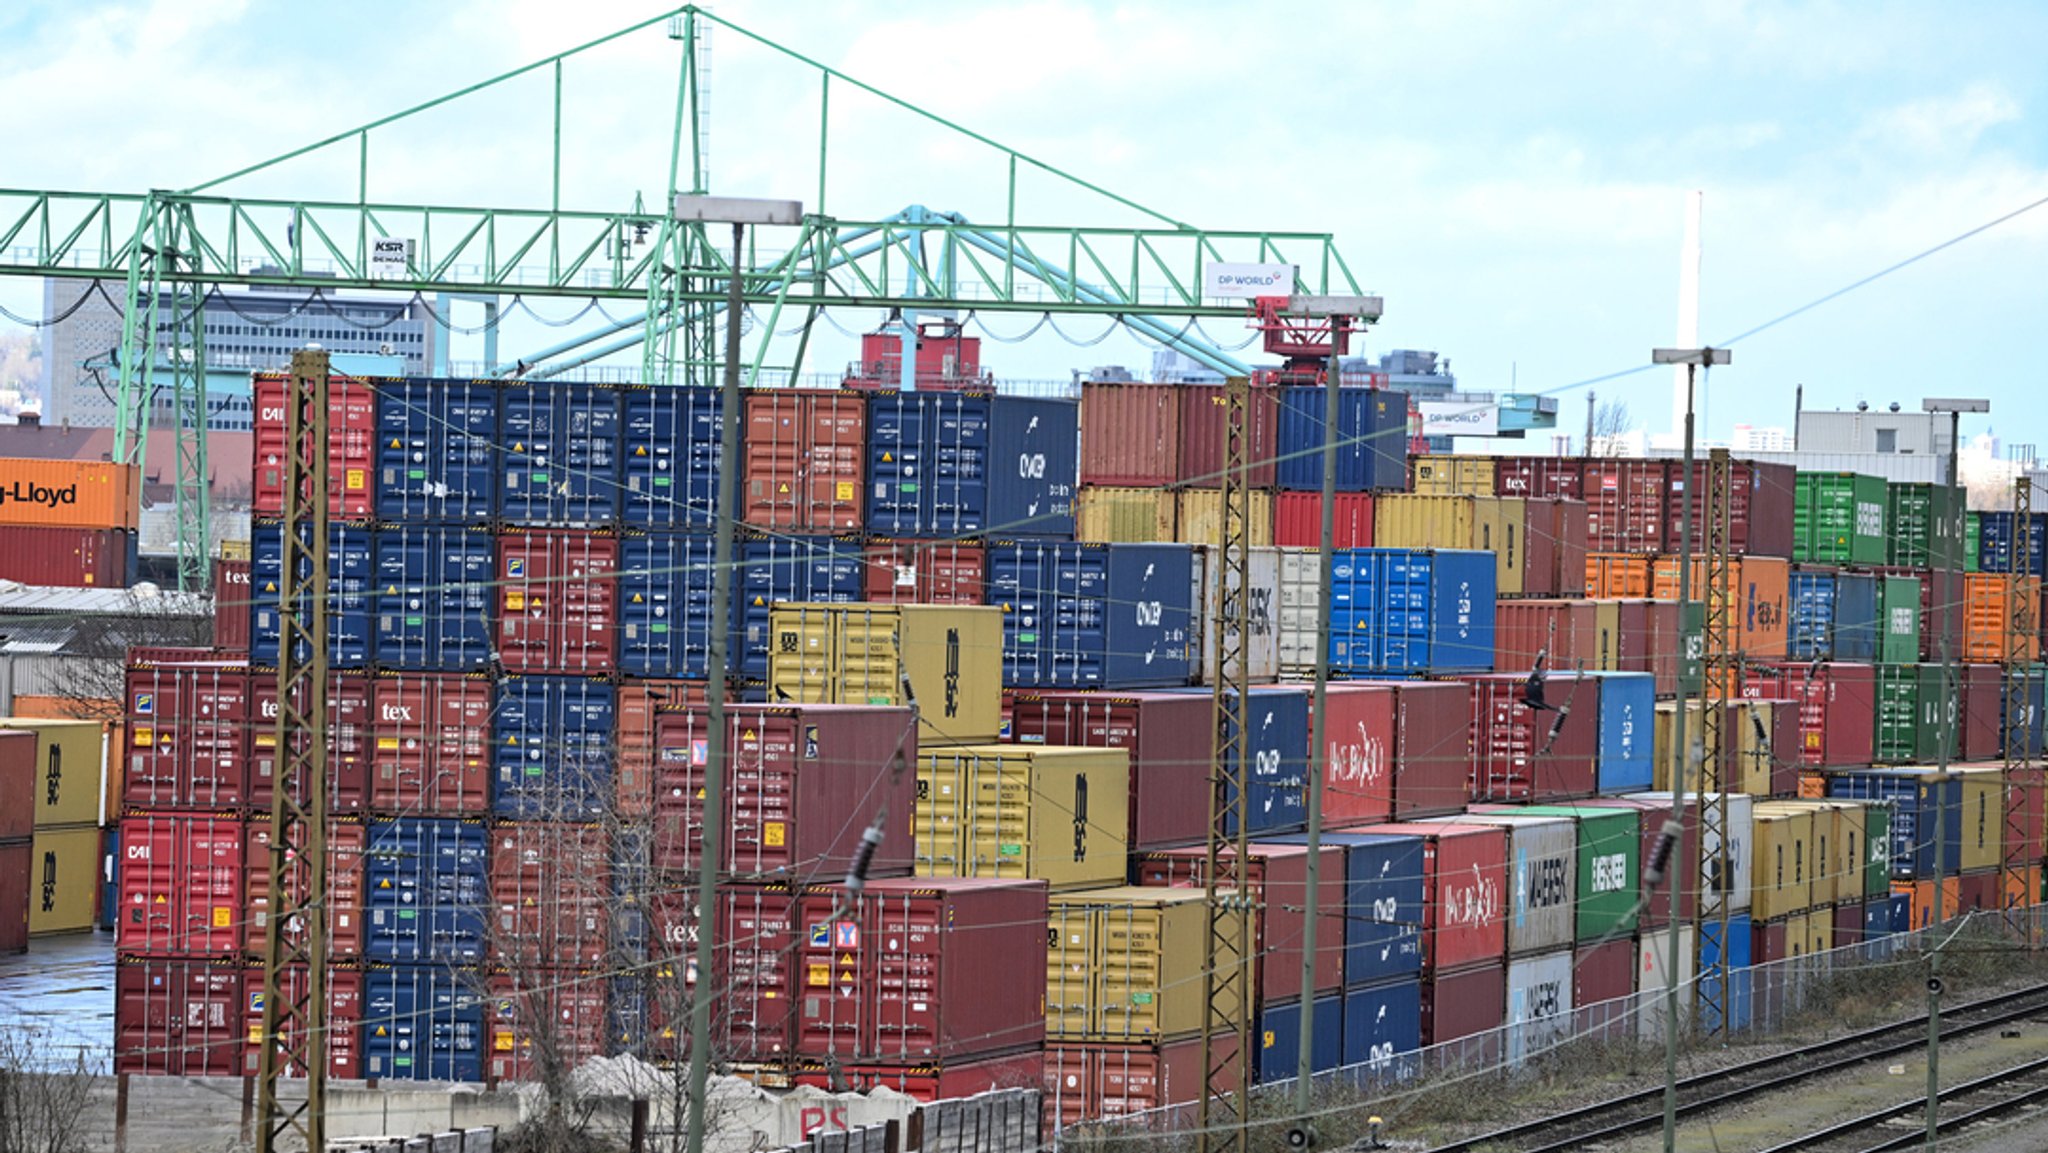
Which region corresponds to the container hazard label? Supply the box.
[346,468,366,490]
[837,482,855,501]
[764,822,786,848]
[808,963,830,987]
[213,907,232,928]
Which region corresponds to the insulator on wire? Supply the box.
[843,814,886,895]
[1644,818,1681,887]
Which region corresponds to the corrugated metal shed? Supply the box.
[0,584,209,618]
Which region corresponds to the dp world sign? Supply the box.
[1203,262,1297,299]
[1417,400,1499,438]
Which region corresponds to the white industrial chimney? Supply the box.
[1671,190,1703,441]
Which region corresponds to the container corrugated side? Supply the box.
[1276,388,1406,492]
[0,525,135,587]
[1076,487,1176,543]
[374,377,497,523]
[915,744,1129,889]
[1178,384,1277,488]
[985,541,1196,689]
[1081,384,1180,487]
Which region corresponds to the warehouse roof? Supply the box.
[0,423,253,499]
[0,583,210,618]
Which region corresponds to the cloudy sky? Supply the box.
[3,0,2044,447]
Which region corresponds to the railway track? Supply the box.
[1755,1052,2048,1152]
[1422,982,2048,1153]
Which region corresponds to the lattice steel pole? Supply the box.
[1694,448,1735,1036]
[256,347,332,1153]
[1198,374,1254,1153]
[2004,476,2038,944]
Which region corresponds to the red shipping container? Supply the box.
[1958,869,1999,914]
[0,731,31,842]
[369,672,493,815]
[0,525,133,587]
[743,390,866,531]
[1832,899,1865,947]
[124,658,251,810]
[1081,383,1180,487]
[1319,684,1397,825]
[1422,960,1506,1055]
[1046,1035,1239,1127]
[1664,460,1796,559]
[239,964,363,1080]
[242,818,367,958]
[794,1050,1046,1105]
[487,969,609,1083]
[653,704,918,877]
[1748,662,1877,769]
[1960,664,2003,762]
[0,841,27,954]
[1178,384,1278,489]
[1386,681,1474,818]
[117,813,244,956]
[1521,498,1589,598]
[1007,691,1213,850]
[1750,918,1791,965]
[1572,937,1636,1044]
[1272,492,1375,549]
[1464,674,1601,802]
[863,540,988,604]
[795,877,1049,1063]
[213,557,252,654]
[1581,459,1669,553]
[1764,696,1803,798]
[1135,843,1346,1001]
[1494,600,1598,680]
[252,371,377,518]
[248,673,371,813]
[115,955,243,1075]
[1355,821,1507,971]
[643,882,801,1062]
[616,679,705,818]
[1495,457,1585,501]
[490,822,611,967]
[497,529,618,675]
[1630,599,1685,697]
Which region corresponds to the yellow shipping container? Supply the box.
[1174,489,1274,548]
[28,824,98,935]
[1953,766,2003,873]
[1750,802,1816,921]
[767,603,1004,745]
[1590,600,1622,671]
[0,718,107,829]
[1731,702,1775,797]
[1046,887,1224,1041]
[915,744,1129,890]
[1077,487,1176,543]
[1372,494,1525,595]
[1410,457,1498,497]
[1798,907,1834,957]
[0,459,138,531]
[1807,799,1867,908]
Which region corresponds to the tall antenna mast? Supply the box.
[1670,191,1703,442]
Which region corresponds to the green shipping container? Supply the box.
[1886,483,1963,569]
[1878,576,1922,665]
[1914,663,1958,764]
[1508,804,1641,942]
[1966,511,1982,573]
[1874,664,1921,763]
[1863,803,1892,897]
[1795,473,1889,565]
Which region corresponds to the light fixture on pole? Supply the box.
[670,193,803,1153]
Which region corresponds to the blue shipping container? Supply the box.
[618,532,721,678]
[1978,511,2048,574]
[1328,549,1497,675]
[1787,569,1836,661]
[1888,892,1911,935]
[2002,671,2046,760]
[1698,912,1753,1034]
[1586,672,1655,793]
[97,825,118,932]
[251,521,376,668]
[733,535,865,679]
[1257,992,1344,1083]
[374,378,498,522]
[865,393,1079,538]
[621,385,726,530]
[607,975,651,1056]
[361,963,487,1082]
[1864,900,1892,941]
[986,541,1196,688]
[1172,687,1309,836]
[1273,831,1425,986]
[364,819,490,962]
[1341,978,1422,1081]
[1823,770,1963,880]
[1832,572,1879,662]
[493,676,617,817]
[1276,387,1407,492]
[500,381,621,524]
[373,525,496,670]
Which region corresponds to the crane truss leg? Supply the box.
[1696,448,1735,1035]
[164,203,211,591]
[2004,477,2040,944]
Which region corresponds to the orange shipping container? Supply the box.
[1892,876,1961,932]
[0,459,138,531]
[1586,553,1654,599]
[1652,555,1791,660]
[742,391,866,531]
[1964,574,2041,663]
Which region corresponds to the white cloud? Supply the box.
[1859,83,2022,153]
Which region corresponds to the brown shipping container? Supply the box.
[1581,460,1669,552]
[241,965,363,1080]
[1354,822,1507,972]
[653,704,918,877]
[743,390,866,531]
[1081,383,1181,487]
[1494,600,1599,678]
[214,557,252,653]
[370,672,493,815]
[252,373,376,519]
[1423,960,1506,1054]
[487,970,608,1084]
[1007,691,1213,851]
[1272,493,1375,548]
[1572,937,1637,1044]
[1135,843,1345,1002]
[642,882,802,1063]
[1832,899,1865,947]
[863,540,988,604]
[1465,674,1600,802]
[490,822,610,967]
[497,530,619,674]
[795,876,1049,1063]
[0,458,139,531]
[242,818,366,958]
[248,674,372,813]
[1525,498,1589,597]
[0,526,133,586]
[1746,662,1876,768]
[1391,680,1476,817]
[1046,1035,1238,1126]
[615,679,705,818]
[0,841,27,954]
[125,658,251,810]
[0,731,33,841]
[1652,556,1791,660]
[116,812,244,956]
[1496,457,1585,500]
[794,1050,1047,1103]
[115,955,243,1076]
[1960,664,2003,762]
[1179,384,1279,488]
[1664,460,1797,558]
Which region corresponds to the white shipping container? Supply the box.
[1418,813,1577,957]
[1505,949,1575,1067]
[1191,545,1280,683]
[1637,924,1697,1044]
[1276,547,1321,678]
[1626,791,1755,917]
